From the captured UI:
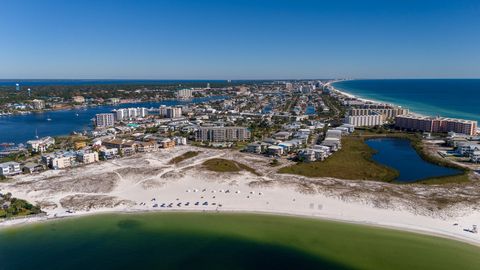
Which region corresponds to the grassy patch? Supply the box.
[279,136,398,181]
[168,151,200,164]
[416,173,471,185]
[203,158,261,176]
[0,193,43,219]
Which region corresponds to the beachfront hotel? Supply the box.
[395,114,478,136]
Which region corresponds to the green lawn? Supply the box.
[203,158,261,176]
[168,151,200,164]
[279,136,398,181]
[2,213,479,270]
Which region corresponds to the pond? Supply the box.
[365,138,462,182]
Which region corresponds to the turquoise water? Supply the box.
[0,214,347,270]
[366,138,461,182]
[2,213,480,270]
[332,79,480,122]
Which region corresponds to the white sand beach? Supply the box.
[1,146,479,246]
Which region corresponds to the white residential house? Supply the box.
[0,162,21,176]
[26,136,55,153]
[267,145,284,156]
[471,151,480,163]
[246,143,262,154]
[456,142,480,157]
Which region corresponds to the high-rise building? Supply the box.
[159,105,182,118]
[95,113,115,128]
[344,112,385,127]
[114,107,148,121]
[348,105,409,119]
[395,114,478,135]
[176,89,193,99]
[195,127,251,142]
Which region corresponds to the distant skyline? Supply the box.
[1,0,479,79]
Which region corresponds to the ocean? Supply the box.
[332,79,480,123]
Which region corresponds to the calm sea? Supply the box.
[0,96,225,145]
[332,79,480,122]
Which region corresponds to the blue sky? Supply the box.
[1,0,479,79]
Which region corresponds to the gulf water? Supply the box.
[332,79,480,122]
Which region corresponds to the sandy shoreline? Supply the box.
[326,80,400,108]
[1,146,479,247]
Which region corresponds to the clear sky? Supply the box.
[1,0,479,79]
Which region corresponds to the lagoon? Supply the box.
[0,96,225,145]
[1,213,479,270]
[366,138,461,182]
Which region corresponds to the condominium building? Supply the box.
[159,105,182,118]
[344,112,385,127]
[114,107,148,121]
[176,89,193,99]
[42,151,77,169]
[195,126,251,142]
[395,114,478,136]
[95,113,115,128]
[348,105,409,119]
[76,151,99,164]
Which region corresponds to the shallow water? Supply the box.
[1,213,479,270]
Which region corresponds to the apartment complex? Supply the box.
[348,105,409,119]
[344,112,385,127]
[196,126,251,142]
[114,107,148,121]
[395,114,478,135]
[95,113,115,128]
[159,105,182,118]
[176,89,194,99]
